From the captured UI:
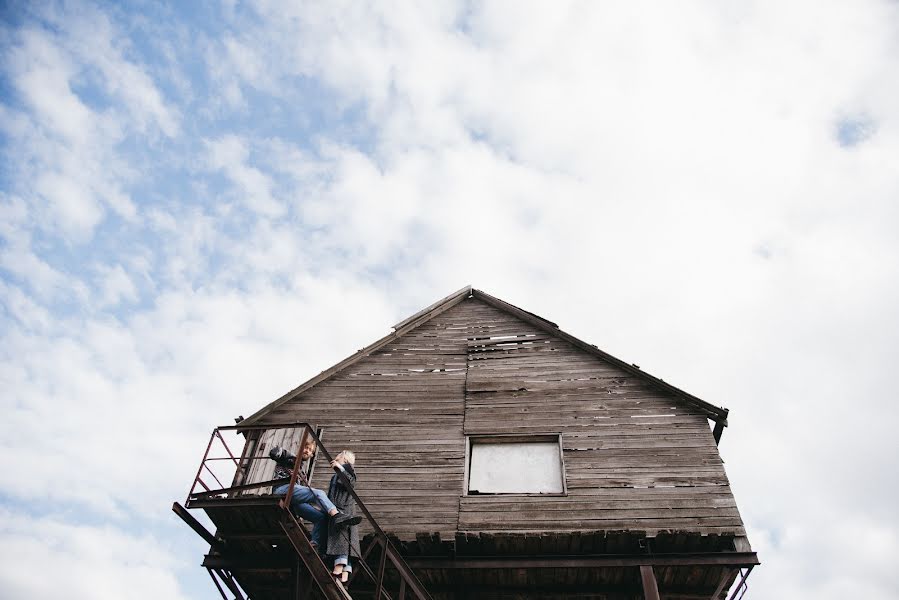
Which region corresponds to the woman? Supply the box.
[326,450,362,584]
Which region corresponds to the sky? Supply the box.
[1,1,898,598]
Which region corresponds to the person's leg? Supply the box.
[275,484,328,547]
[282,485,337,514]
[308,487,337,513]
[293,502,327,548]
[334,554,349,582]
[278,485,319,514]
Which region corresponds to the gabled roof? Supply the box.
[241,286,729,435]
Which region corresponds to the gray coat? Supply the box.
[325,464,361,558]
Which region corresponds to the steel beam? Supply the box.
[204,554,293,570]
[713,419,727,444]
[405,552,759,570]
[172,502,222,549]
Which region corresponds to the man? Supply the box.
[270,441,361,549]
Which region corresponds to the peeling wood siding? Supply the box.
[253,298,746,541]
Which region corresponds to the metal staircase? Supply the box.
[174,423,433,600]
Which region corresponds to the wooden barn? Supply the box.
[175,286,758,600]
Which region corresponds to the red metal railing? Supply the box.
[729,565,754,600]
[185,424,314,505]
[185,422,433,600]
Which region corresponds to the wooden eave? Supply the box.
[240,286,730,431]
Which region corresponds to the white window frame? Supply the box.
[463,433,567,496]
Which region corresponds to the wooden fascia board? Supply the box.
[471,289,730,424]
[240,286,474,426]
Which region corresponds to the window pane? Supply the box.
[468,441,563,494]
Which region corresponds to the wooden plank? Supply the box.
[640,565,661,600]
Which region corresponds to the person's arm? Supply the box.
[331,461,356,488]
[269,446,298,469]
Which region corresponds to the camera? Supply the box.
[268,445,296,467]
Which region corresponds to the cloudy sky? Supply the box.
[2,1,898,598]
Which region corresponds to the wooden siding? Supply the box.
[252,297,745,542]
[241,426,304,495]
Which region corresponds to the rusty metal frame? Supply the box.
[172,501,221,549]
[727,565,755,600]
[183,422,434,600]
[404,552,759,570]
[185,424,313,506]
[207,568,229,599]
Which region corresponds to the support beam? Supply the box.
[207,568,230,600]
[186,495,285,510]
[405,552,759,570]
[712,568,738,599]
[727,566,755,600]
[292,558,314,600]
[418,581,740,597]
[713,419,727,444]
[374,536,388,600]
[640,565,660,600]
[279,512,351,600]
[172,502,222,549]
[215,569,246,600]
[204,554,292,570]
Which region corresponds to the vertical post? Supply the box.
[713,420,725,444]
[282,426,310,511]
[374,535,388,600]
[297,426,311,485]
[232,430,258,490]
[640,565,660,600]
[189,430,217,500]
[291,557,313,600]
[307,428,323,482]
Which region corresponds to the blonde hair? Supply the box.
[336,450,356,464]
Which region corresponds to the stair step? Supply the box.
[280,512,354,600]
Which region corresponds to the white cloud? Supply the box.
[11,29,95,144]
[2,4,175,242]
[0,509,189,600]
[35,171,106,240]
[42,2,181,137]
[0,198,92,302]
[3,1,899,598]
[95,263,139,307]
[206,135,286,217]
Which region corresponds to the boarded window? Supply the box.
[467,436,565,494]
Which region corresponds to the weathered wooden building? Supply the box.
[175,286,758,600]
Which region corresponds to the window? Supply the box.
[466,435,566,495]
